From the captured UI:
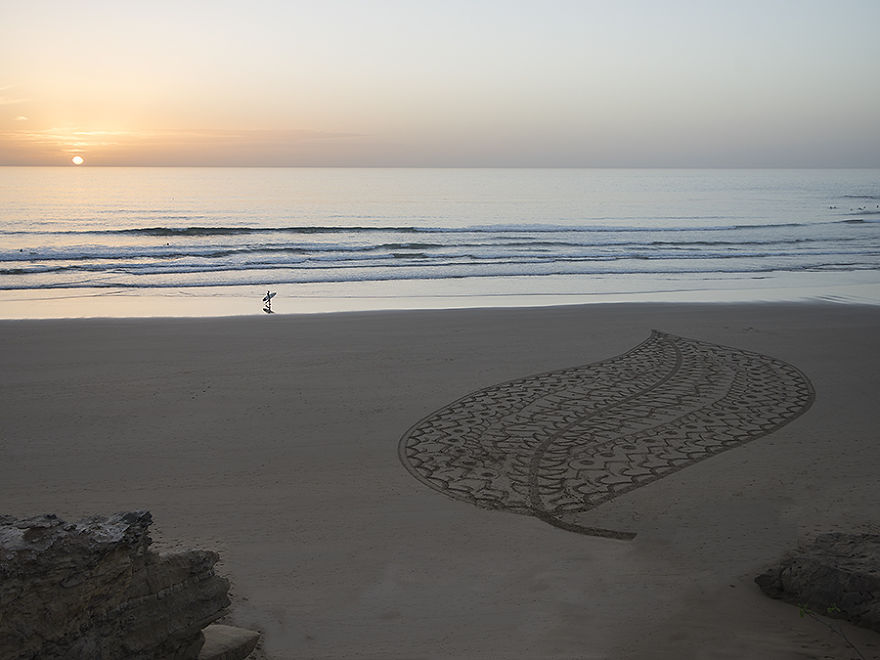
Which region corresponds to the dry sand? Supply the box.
[1,302,879,659]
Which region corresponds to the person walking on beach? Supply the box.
[262,290,276,313]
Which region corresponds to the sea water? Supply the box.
[1,167,878,317]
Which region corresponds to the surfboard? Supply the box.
[262,292,276,303]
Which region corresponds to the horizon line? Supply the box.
[3,164,880,170]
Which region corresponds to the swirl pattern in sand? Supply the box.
[398,331,814,539]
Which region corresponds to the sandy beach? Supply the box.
[2,302,879,659]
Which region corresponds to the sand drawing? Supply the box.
[398,331,814,539]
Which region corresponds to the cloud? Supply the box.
[104,128,365,165]
[0,126,364,165]
[0,127,130,150]
[14,116,28,121]
[0,84,26,106]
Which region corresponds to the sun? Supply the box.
[71,155,84,165]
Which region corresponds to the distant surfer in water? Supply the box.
[262,290,276,313]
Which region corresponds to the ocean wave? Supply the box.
[2,234,871,266]
[0,220,838,237]
[4,246,876,280]
[839,217,880,223]
[3,259,878,291]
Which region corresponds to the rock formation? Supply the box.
[755,532,880,632]
[0,511,258,660]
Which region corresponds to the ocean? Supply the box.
[1,167,879,318]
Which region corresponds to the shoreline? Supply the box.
[2,302,879,658]
[1,268,880,320]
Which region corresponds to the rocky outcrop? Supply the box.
[200,625,261,660]
[0,511,251,660]
[755,532,880,632]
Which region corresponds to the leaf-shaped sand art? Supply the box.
[398,331,814,539]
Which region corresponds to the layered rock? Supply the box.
[0,511,236,659]
[755,532,880,632]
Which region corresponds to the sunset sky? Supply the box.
[2,0,879,167]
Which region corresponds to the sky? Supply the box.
[1,0,879,167]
